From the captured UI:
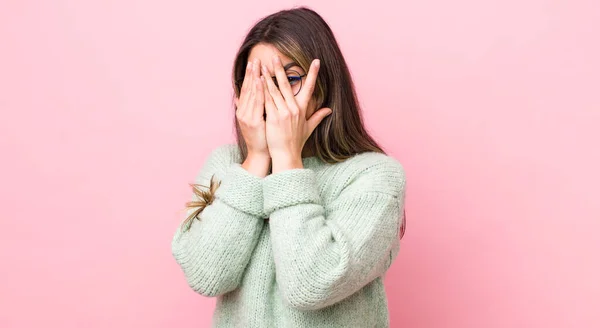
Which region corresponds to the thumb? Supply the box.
[307,107,332,133]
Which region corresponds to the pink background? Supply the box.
[1,0,599,327]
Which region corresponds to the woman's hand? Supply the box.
[235,59,271,177]
[261,55,332,173]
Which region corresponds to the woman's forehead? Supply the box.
[248,43,301,72]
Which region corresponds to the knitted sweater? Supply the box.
[171,144,406,327]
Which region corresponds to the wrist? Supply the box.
[242,153,271,178]
[271,153,303,173]
[246,151,270,161]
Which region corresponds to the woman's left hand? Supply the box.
[261,55,332,173]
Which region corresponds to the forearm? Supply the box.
[172,162,266,296]
[264,169,402,310]
[172,199,264,296]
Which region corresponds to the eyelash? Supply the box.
[236,72,303,89]
[287,76,301,85]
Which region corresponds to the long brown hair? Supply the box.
[184,7,406,236]
[232,7,384,162]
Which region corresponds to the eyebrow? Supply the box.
[282,62,301,72]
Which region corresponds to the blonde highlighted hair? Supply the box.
[180,175,220,231]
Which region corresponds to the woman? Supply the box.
[171,6,406,327]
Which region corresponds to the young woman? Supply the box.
[171,7,406,327]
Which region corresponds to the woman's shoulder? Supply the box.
[343,151,405,176]
[206,143,241,165]
[328,151,406,196]
[194,143,240,184]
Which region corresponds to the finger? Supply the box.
[239,60,254,104]
[261,64,288,113]
[250,59,263,117]
[271,55,295,103]
[262,76,277,120]
[244,70,257,117]
[299,59,320,102]
[237,61,255,117]
[246,70,256,102]
[253,58,261,80]
[306,107,332,133]
[253,76,264,118]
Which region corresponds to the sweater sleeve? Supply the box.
[171,145,265,297]
[263,157,406,310]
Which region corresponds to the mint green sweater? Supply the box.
[171,144,406,327]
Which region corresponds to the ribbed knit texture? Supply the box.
[171,144,406,327]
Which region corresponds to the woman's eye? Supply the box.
[288,76,301,85]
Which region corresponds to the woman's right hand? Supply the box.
[235,59,271,177]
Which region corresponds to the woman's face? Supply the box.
[247,43,315,119]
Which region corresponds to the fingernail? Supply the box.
[273,55,280,63]
[247,61,252,69]
[315,59,320,67]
